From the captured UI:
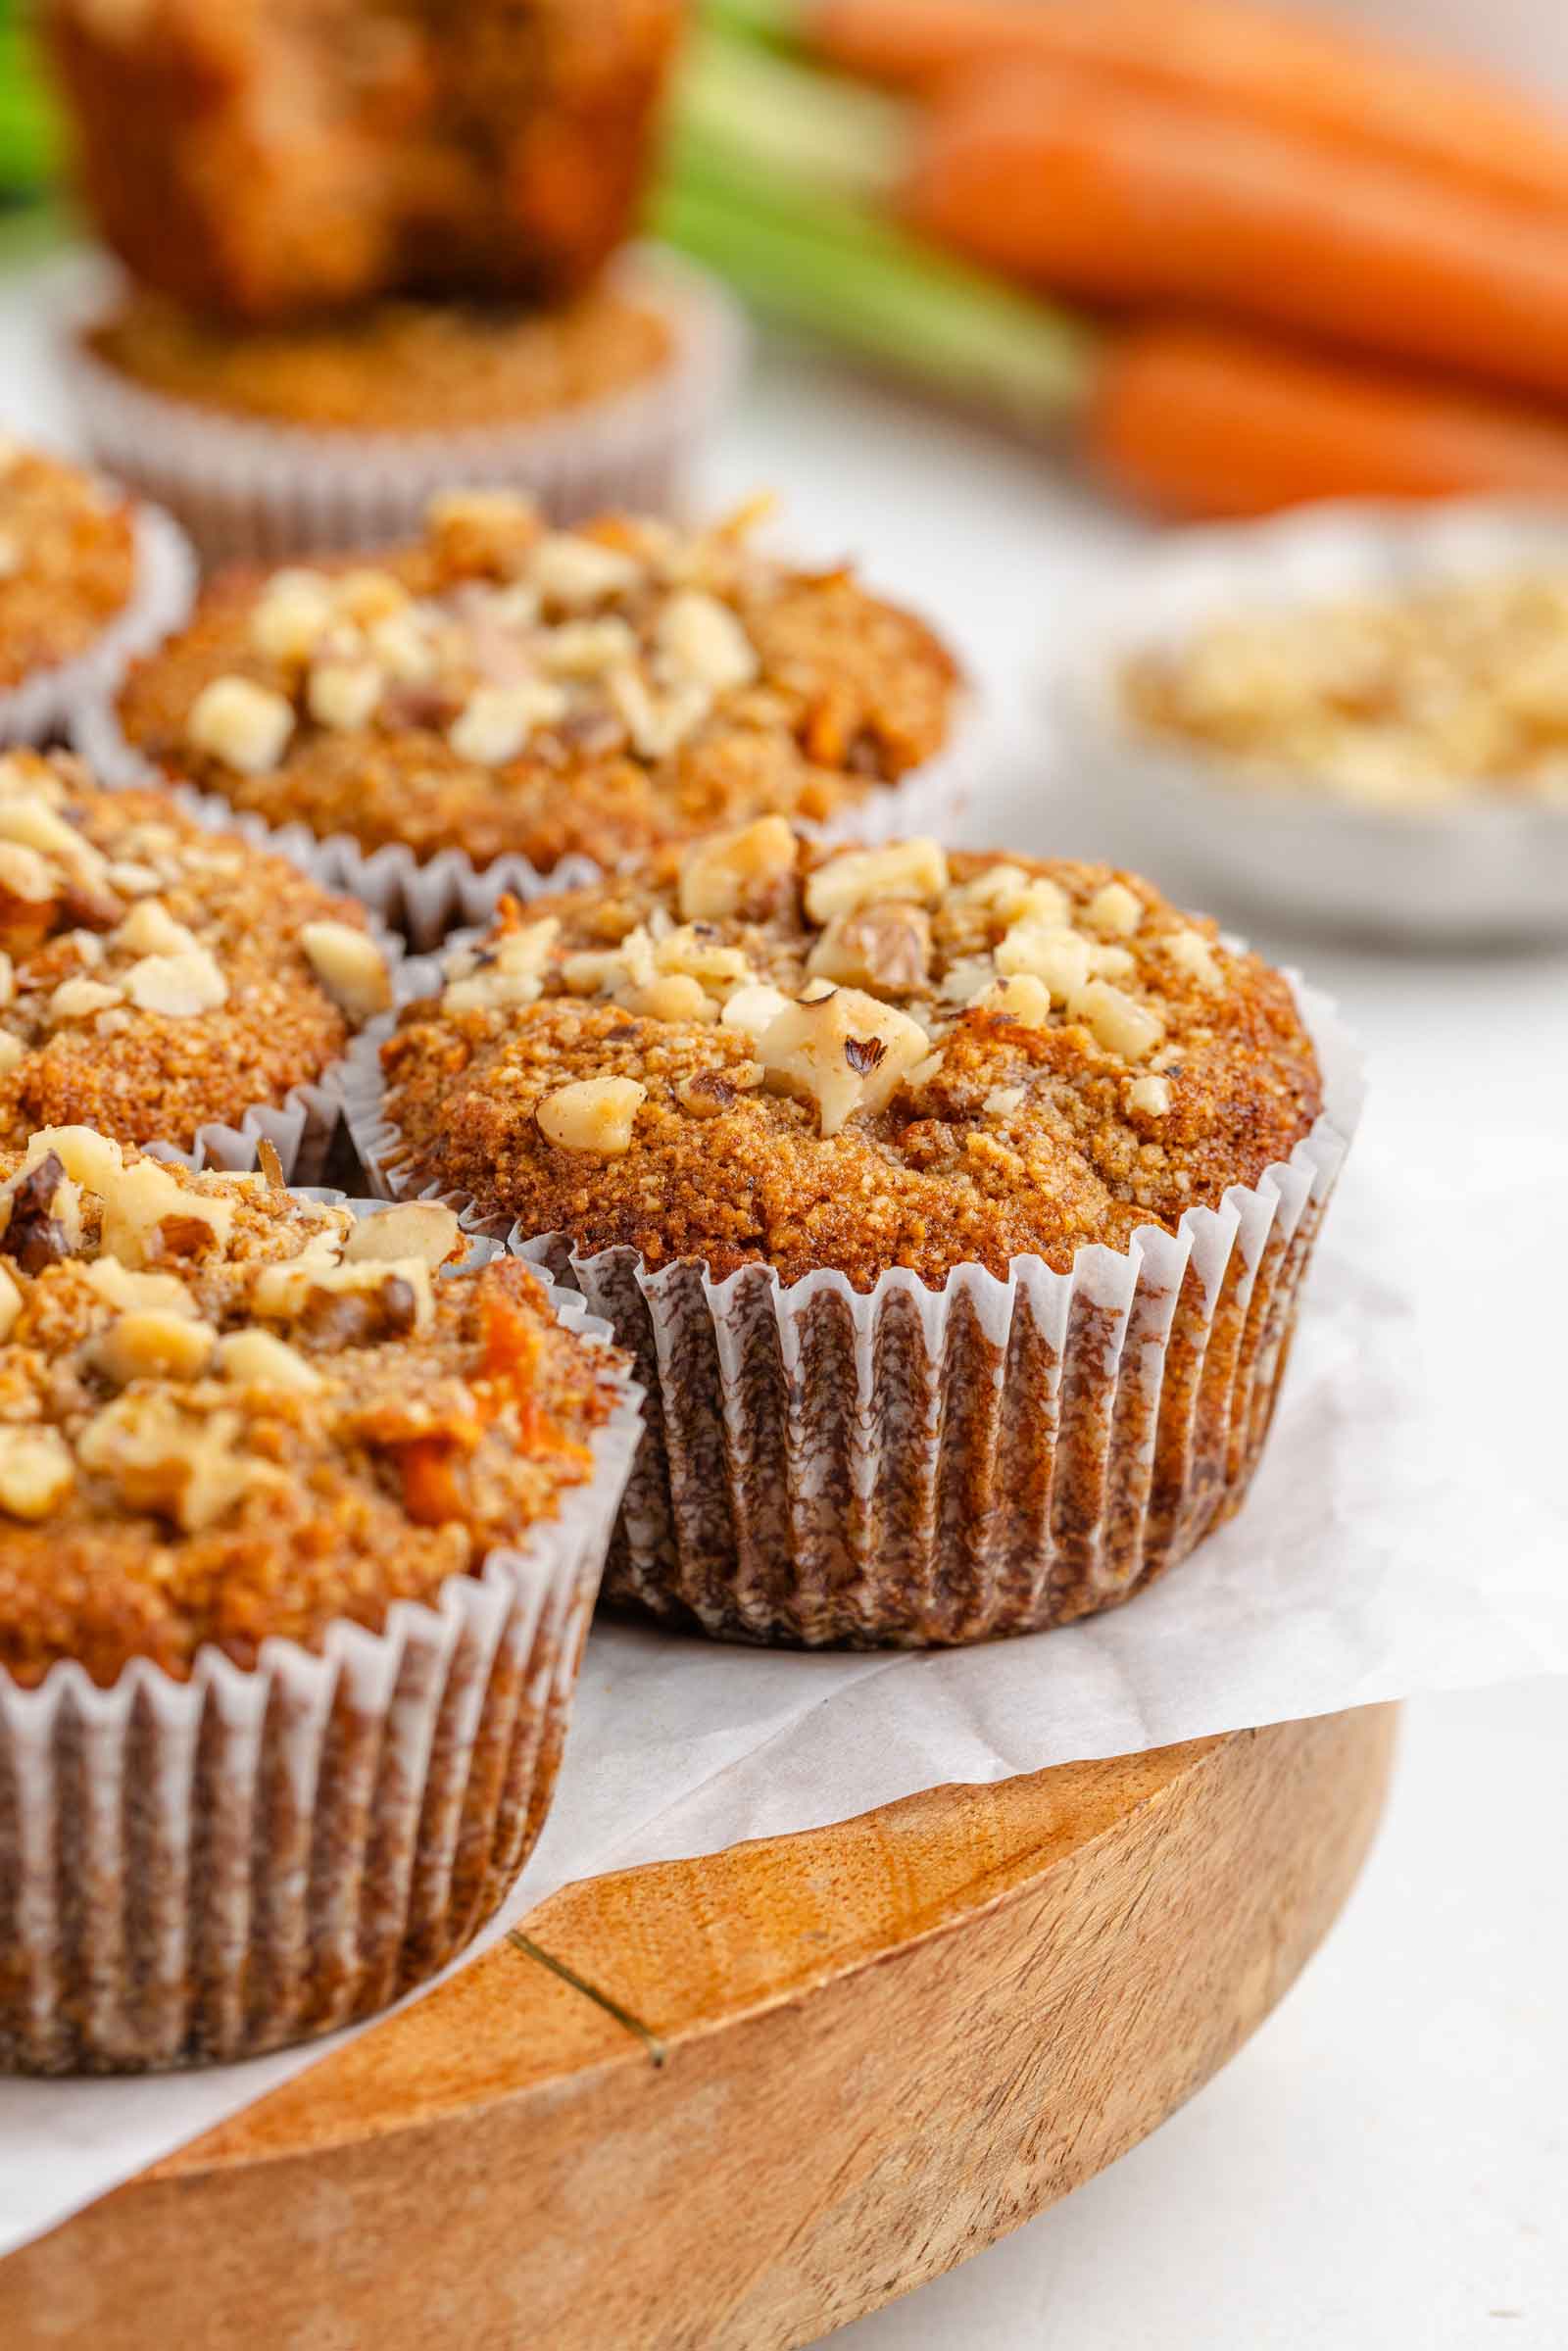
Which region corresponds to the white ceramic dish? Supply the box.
[1048,500,1568,945]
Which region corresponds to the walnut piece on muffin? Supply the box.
[45,0,683,322]
[0,749,389,1149]
[379,824,1325,1290]
[115,495,963,873]
[83,283,673,434]
[0,440,136,692]
[0,1128,621,1687]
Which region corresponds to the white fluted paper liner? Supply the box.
[343,945,1363,1645]
[56,245,749,570]
[0,502,194,749]
[1047,499,1568,945]
[0,1205,643,2073]
[72,700,979,953]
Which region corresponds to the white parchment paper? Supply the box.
[2,1088,1563,2259]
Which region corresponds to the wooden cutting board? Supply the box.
[0,1705,1396,2351]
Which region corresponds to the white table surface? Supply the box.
[3,265,1566,2345]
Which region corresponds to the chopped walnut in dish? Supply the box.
[0,750,388,1150]
[0,1129,621,1687]
[379,824,1323,1289]
[1122,569,1568,807]
[115,495,962,872]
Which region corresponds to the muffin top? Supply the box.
[84,283,672,433]
[0,750,389,1149]
[45,0,683,322]
[380,823,1324,1290]
[0,440,136,690]
[114,493,962,873]
[0,1129,621,1687]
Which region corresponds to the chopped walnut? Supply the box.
[100,1159,234,1267]
[0,1426,75,1522]
[720,980,793,1038]
[1128,1074,1173,1116]
[537,1076,647,1155]
[48,976,122,1025]
[94,1309,218,1386]
[449,680,567,765]
[804,839,949,924]
[308,659,383,732]
[251,1255,435,1339]
[965,973,1052,1028]
[0,1262,20,1340]
[0,1032,21,1076]
[618,974,718,1026]
[216,1330,324,1393]
[677,817,798,922]
[995,921,1091,1005]
[1084,881,1143,937]
[82,1256,197,1316]
[655,592,759,695]
[342,1200,462,1270]
[675,1069,742,1119]
[530,533,641,610]
[76,1395,268,1534]
[122,947,228,1016]
[186,675,296,775]
[1166,927,1223,990]
[249,568,336,664]
[442,916,561,1015]
[984,1086,1026,1116]
[0,1152,78,1271]
[808,901,932,996]
[1069,979,1165,1063]
[756,987,930,1137]
[115,899,200,958]
[300,919,390,1021]
[540,616,638,679]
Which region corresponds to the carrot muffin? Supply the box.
[44,0,683,321]
[0,748,389,1162]
[365,821,1354,1646]
[0,440,135,693]
[82,282,672,435]
[111,494,962,880]
[0,1130,637,2069]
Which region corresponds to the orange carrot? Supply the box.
[811,0,1568,220]
[902,64,1568,406]
[1085,319,1568,520]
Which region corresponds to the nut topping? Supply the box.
[94,1309,217,1386]
[756,987,930,1137]
[537,1077,647,1155]
[0,1427,74,1523]
[1068,979,1165,1064]
[186,675,296,775]
[677,817,797,922]
[300,918,391,1021]
[342,1201,462,1271]
[808,901,932,996]
[804,839,949,924]
[122,947,228,1017]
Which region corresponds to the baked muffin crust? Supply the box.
[380,825,1324,1289]
[0,1130,619,1686]
[0,442,135,691]
[0,750,387,1148]
[115,495,962,872]
[83,284,672,433]
[45,0,683,322]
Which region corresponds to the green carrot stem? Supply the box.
[677,29,911,209]
[653,164,1095,427]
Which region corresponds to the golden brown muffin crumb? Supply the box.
[0,749,387,1148]
[84,284,672,433]
[116,496,961,873]
[0,442,135,690]
[0,1130,619,1686]
[380,827,1324,1290]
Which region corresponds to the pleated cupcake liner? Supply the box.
[0,502,195,749]
[72,702,980,953]
[55,244,750,571]
[341,950,1364,1647]
[0,1209,644,2073]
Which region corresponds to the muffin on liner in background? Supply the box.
[75,492,972,948]
[0,1138,641,2073]
[0,441,193,748]
[344,822,1362,1648]
[0,748,398,1182]
[57,247,749,568]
